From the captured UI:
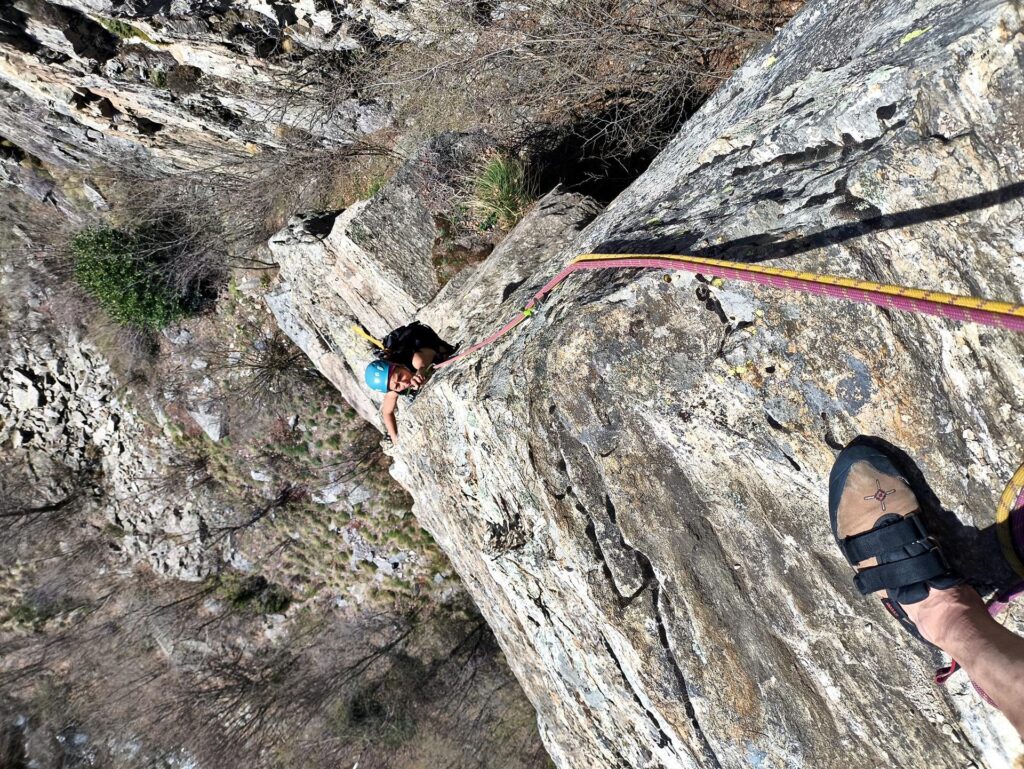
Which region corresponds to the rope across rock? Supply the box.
[437,252,1024,371]
[355,250,1024,574]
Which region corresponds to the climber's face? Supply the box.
[389,365,415,392]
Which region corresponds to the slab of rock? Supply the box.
[264,279,383,427]
[267,133,500,423]
[269,204,430,341]
[187,402,224,442]
[0,0,395,172]
[376,1,1023,767]
[10,382,41,411]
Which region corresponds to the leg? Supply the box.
[829,443,1024,736]
[906,586,1024,733]
[412,347,437,371]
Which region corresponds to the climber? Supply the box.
[364,321,456,443]
[830,442,1024,735]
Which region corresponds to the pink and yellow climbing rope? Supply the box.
[436,252,1024,371]
[431,250,1024,572]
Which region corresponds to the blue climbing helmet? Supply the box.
[365,360,391,393]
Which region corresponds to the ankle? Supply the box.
[903,585,988,651]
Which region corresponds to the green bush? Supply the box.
[7,596,76,631]
[470,153,534,230]
[8,601,41,629]
[71,227,187,330]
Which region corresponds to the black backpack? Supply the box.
[375,322,456,364]
[376,322,424,361]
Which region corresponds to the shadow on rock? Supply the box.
[595,180,1024,264]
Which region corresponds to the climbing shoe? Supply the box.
[829,443,963,644]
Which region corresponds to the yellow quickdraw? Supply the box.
[351,324,385,350]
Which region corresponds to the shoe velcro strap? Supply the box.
[853,548,948,595]
[841,514,928,565]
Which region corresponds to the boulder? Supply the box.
[11,383,41,411]
[187,403,224,442]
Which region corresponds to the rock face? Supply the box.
[0,0,393,171]
[276,0,1024,766]
[268,132,498,426]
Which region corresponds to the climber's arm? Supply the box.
[411,348,437,388]
[382,391,400,442]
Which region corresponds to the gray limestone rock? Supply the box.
[264,279,383,427]
[187,402,224,442]
[276,0,1024,765]
[0,0,395,171]
[266,133,501,424]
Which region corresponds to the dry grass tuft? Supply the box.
[468,152,535,230]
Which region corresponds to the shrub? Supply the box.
[8,600,41,629]
[343,0,790,165]
[469,153,534,230]
[214,328,317,414]
[216,573,291,615]
[331,685,417,749]
[71,227,188,330]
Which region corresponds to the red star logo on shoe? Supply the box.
[864,479,898,511]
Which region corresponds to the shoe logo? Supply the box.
[864,479,897,511]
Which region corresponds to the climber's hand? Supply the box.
[411,372,426,389]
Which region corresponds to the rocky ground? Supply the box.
[0,164,548,767]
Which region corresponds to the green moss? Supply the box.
[97,16,154,43]
[390,531,417,549]
[102,522,126,539]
